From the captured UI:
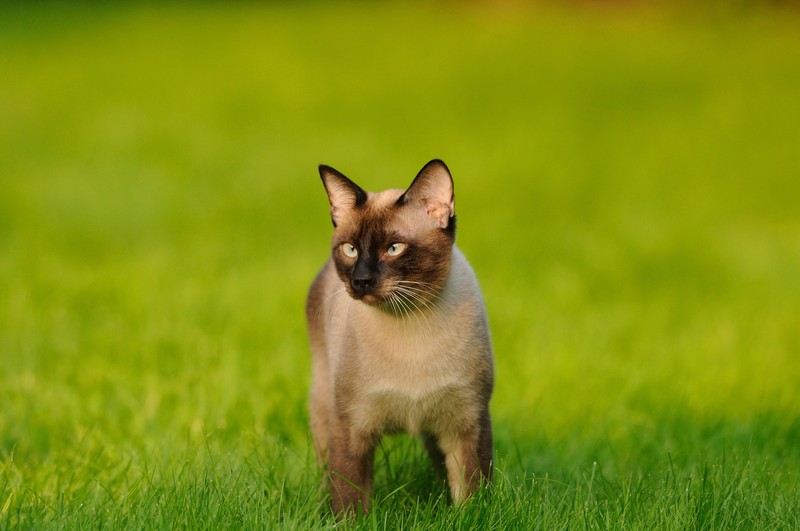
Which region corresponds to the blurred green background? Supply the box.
[1,1,799,526]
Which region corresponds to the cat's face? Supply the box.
[319,160,456,313]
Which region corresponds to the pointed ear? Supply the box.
[319,165,367,226]
[398,159,455,229]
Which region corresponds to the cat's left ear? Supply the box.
[399,159,455,229]
[319,165,367,227]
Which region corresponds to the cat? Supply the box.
[306,159,494,515]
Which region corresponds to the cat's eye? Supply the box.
[341,243,358,258]
[386,243,407,257]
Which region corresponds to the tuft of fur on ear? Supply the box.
[399,159,455,229]
[319,165,367,227]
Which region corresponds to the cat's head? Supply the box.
[319,159,456,312]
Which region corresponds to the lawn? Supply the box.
[1,2,799,528]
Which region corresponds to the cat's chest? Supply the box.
[341,314,474,404]
[334,294,481,392]
[363,333,457,395]
[346,325,477,435]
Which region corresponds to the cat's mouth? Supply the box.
[346,287,384,305]
[354,287,438,316]
[348,289,389,307]
[348,279,387,305]
[359,294,381,305]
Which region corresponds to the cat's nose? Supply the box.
[351,277,375,295]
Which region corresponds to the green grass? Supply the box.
[2,2,800,528]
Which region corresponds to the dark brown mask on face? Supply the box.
[319,160,456,312]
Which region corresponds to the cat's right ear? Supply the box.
[319,165,367,227]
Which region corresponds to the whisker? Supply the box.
[393,289,418,320]
[393,285,445,311]
[394,292,417,322]
[394,289,434,339]
[313,287,348,328]
[394,281,448,305]
[389,294,409,323]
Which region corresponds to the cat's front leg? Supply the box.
[327,414,376,515]
[439,411,493,503]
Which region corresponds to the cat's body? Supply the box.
[306,160,494,514]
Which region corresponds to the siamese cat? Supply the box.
[306,159,494,515]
